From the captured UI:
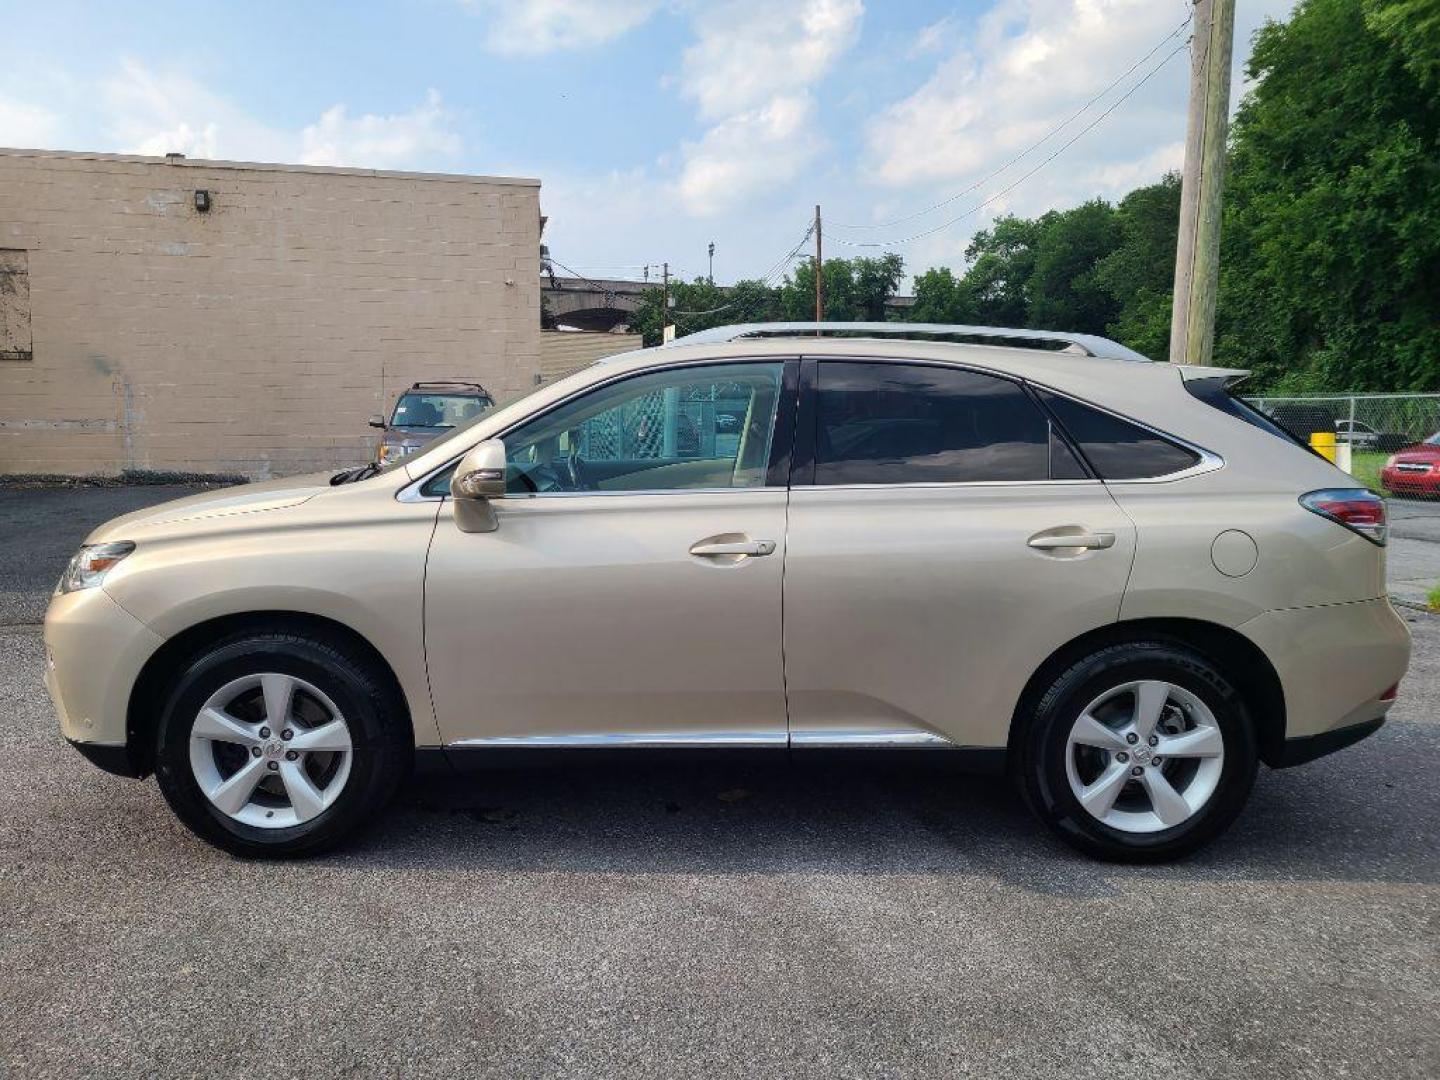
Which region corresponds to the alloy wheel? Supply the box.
[188,672,354,829]
[1064,679,1225,834]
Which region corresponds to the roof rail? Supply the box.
[408,380,492,394]
[664,322,1151,363]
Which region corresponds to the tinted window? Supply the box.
[814,362,1050,485]
[1049,424,1088,479]
[1037,390,1201,480]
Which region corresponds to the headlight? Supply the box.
[58,541,135,594]
[1385,455,1398,469]
[378,442,414,464]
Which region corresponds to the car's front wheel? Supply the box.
[1015,641,1258,861]
[153,629,410,857]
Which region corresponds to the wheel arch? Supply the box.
[1007,617,1288,767]
[125,611,414,777]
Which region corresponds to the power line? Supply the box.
[829,13,1193,233]
[830,34,1192,250]
[671,222,814,318]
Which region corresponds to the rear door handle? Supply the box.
[689,539,777,557]
[1028,532,1116,551]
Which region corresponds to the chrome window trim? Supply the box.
[1027,381,1226,484]
[791,479,1104,492]
[399,352,1225,500]
[397,355,794,503]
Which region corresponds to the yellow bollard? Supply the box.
[1310,431,1337,463]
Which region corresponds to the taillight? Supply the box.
[1300,488,1387,546]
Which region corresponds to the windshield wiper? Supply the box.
[330,461,383,485]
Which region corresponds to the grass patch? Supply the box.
[1346,450,1388,494]
[1430,583,1440,613]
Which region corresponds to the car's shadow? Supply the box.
[335,720,1440,894]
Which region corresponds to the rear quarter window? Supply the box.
[1036,389,1201,480]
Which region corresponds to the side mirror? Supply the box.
[367,414,387,429]
[451,439,506,533]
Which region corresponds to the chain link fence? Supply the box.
[1246,393,1440,506]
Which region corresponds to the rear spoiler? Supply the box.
[1176,365,1251,388]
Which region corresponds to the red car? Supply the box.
[1380,432,1440,498]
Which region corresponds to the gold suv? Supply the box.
[45,324,1410,860]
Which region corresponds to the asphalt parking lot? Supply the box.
[1,483,1437,1079]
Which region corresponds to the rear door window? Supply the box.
[813,362,1053,485]
[1035,389,1201,480]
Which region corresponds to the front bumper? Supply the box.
[44,585,165,774]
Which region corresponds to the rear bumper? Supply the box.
[1274,717,1385,768]
[1238,597,1410,746]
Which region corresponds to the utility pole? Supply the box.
[1169,0,1235,365]
[814,204,824,328]
[707,242,715,285]
[661,261,673,344]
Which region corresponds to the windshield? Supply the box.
[391,392,491,429]
[1427,433,1440,446]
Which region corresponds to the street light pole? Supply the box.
[708,241,715,285]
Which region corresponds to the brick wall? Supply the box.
[0,149,541,478]
[538,330,643,384]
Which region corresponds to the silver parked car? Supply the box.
[46,323,1409,860]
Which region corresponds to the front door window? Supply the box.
[503,362,786,494]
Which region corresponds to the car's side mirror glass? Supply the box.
[450,439,507,533]
[367,414,386,429]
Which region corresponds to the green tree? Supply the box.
[777,254,905,321]
[1093,174,1182,359]
[1363,0,1440,91]
[1218,0,1440,390]
[909,266,976,323]
[627,277,781,347]
[960,216,1041,326]
[1028,200,1121,335]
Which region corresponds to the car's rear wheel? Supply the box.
[1015,641,1258,862]
[153,629,410,857]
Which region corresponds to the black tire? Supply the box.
[1014,640,1258,862]
[153,629,411,857]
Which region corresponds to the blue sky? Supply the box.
[0,0,1294,286]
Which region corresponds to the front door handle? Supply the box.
[1028,531,1116,551]
[689,539,777,558]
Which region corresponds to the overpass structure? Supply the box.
[541,275,916,333]
[543,276,652,332]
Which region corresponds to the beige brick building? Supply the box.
[0,148,541,478]
[538,329,642,384]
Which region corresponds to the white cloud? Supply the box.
[0,96,63,148]
[669,0,862,216]
[678,93,820,216]
[468,0,661,55]
[101,59,289,161]
[865,0,1192,191]
[842,0,1295,266]
[93,60,462,170]
[680,0,863,120]
[300,90,461,168]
